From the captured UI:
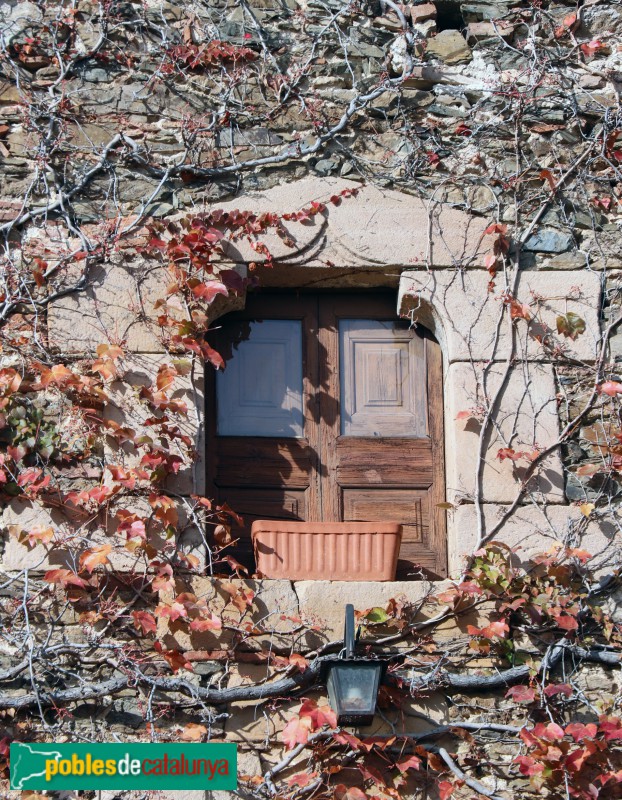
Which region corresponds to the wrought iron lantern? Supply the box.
[323,604,388,726]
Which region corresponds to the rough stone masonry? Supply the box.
[0,0,621,797]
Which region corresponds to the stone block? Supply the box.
[103,352,205,496]
[523,229,573,253]
[426,30,473,65]
[449,504,620,576]
[1,497,206,574]
[48,261,168,354]
[224,669,296,743]
[362,689,451,736]
[444,361,565,504]
[294,581,446,642]
[206,750,263,800]
[0,80,21,104]
[398,269,602,363]
[162,578,301,653]
[409,3,437,23]
[212,176,488,270]
[466,21,513,43]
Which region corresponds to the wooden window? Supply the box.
[206,293,447,579]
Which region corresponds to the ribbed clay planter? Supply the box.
[251,521,403,581]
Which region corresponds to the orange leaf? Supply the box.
[44,569,87,588]
[79,545,112,574]
[180,723,207,742]
[579,502,595,518]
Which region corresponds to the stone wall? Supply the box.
[1,0,622,797]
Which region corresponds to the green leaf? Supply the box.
[556,312,586,340]
[364,607,389,624]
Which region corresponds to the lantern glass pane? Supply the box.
[327,663,383,721]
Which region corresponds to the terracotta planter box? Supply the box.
[251,521,403,581]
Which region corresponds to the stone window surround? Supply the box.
[42,177,610,580]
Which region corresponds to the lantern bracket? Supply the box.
[344,603,356,659]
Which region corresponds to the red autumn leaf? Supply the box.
[566,745,595,773]
[287,772,318,788]
[288,653,308,673]
[189,613,223,632]
[191,280,228,303]
[332,731,362,749]
[483,223,507,236]
[18,526,54,548]
[566,547,592,563]
[300,699,337,729]
[506,685,537,704]
[156,364,178,392]
[438,780,455,800]
[281,715,312,749]
[515,755,544,776]
[555,614,579,631]
[534,722,566,741]
[497,447,527,462]
[580,39,605,57]
[149,494,179,527]
[151,563,175,593]
[566,723,598,742]
[599,715,622,741]
[334,786,368,800]
[543,683,573,698]
[358,764,386,787]
[597,381,622,396]
[454,123,472,136]
[118,515,147,542]
[554,12,577,38]
[509,299,532,321]
[155,600,188,621]
[593,196,613,210]
[484,252,497,271]
[132,610,157,635]
[222,554,249,577]
[154,641,193,672]
[106,466,136,489]
[467,619,509,639]
[540,169,557,191]
[576,464,601,477]
[17,468,51,492]
[44,569,87,588]
[396,755,421,772]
